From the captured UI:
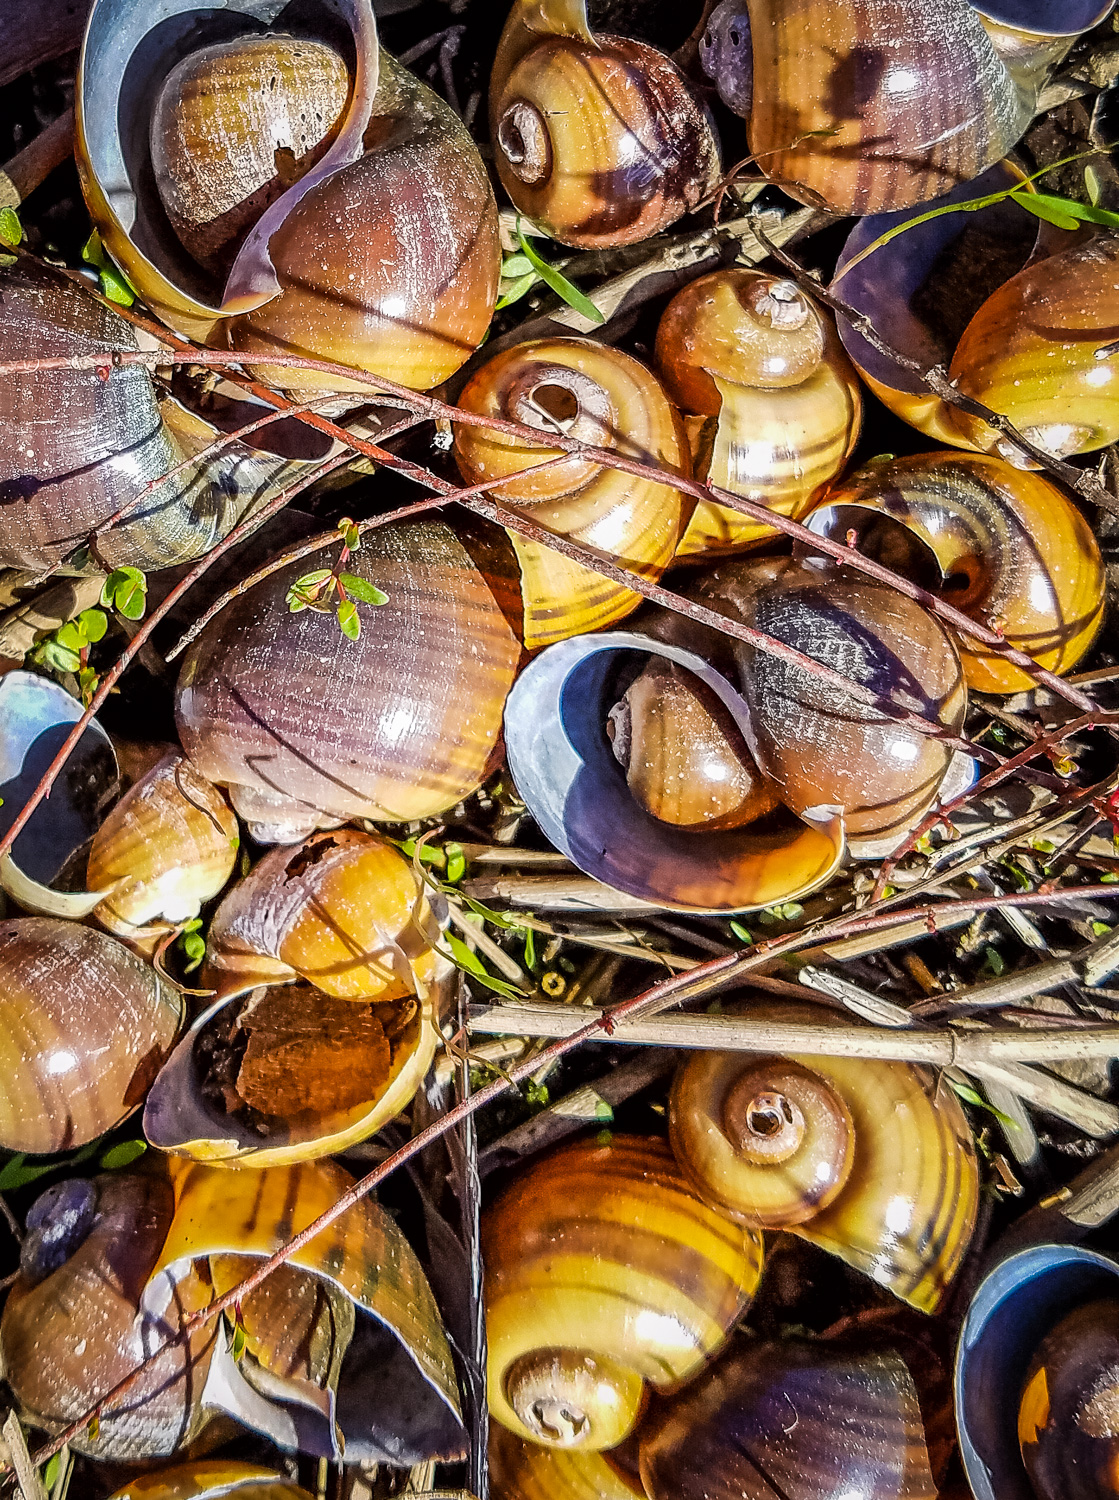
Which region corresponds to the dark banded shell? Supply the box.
[745,0,1029,215]
[807,453,1105,694]
[484,1135,764,1451]
[175,519,524,841]
[0,263,305,571]
[0,918,182,1155]
[489,0,720,248]
[640,1337,936,1500]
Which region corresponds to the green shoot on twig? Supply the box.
[497,220,606,324]
[286,517,388,639]
[31,608,108,705]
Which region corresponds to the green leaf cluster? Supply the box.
[81,229,136,306]
[494,221,605,325]
[32,608,108,702]
[101,566,147,620]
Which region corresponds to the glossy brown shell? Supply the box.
[107,1465,315,1500]
[809,452,1105,693]
[489,0,719,247]
[744,0,1029,215]
[175,519,524,840]
[639,1336,936,1500]
[454,338,692,647]
[672,557,968,843]
[0,918,182,1154]
[0,1170,217,1460]
[654,269,861,556]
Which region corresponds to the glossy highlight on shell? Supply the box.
[0,918,182,1155]
[483,1134,764,1450]
[807,451,1106,693]
[670,1001,980,1311]
[175,519,524,840]
[454,338,692,647]
[655,268,862,556]
[489,0,720,247]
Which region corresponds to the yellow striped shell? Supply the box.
[655,269,861,557]
[491,1424,645,1500]
[484,1134,764,1450]
[88,752,239,943]
[453,338,692,649]
[107,1464,315,1500]
[670,1002,979,1313]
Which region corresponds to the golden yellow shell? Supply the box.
[489,0,719,247]
[88,752,239,942]
[202,829,438,1002]
[491,1424,645,1500]
[814,452,1105,693]
[654,269,861,557]
[107,1464,315,1500]
[670,1002,979,1313]
[454,338,692,648]
[483,1135,764,1450]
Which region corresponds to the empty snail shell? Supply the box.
[970,0,1116,103]
[639,1335,937,1500]
[699,0,1030,215]
[175,518,524,841]
[609,657,782,829]
[670,1001,979,1311]
[87,752,239,944]
[196,828,441,1001]
[654,269,861,557]
[150,36,351,277]
[78,0,500,391]
[0,264,299,571]
[0,669,118,887]
[806,452,1105,694]
[954,1244,1119,1500]
[484,1135,764,1451]
[503,628,843,910]
[152,1158,465,1463]
[106,1463,316,1500]
[491,1424,645,1500]
[453,339,692,648]
[665,555,969,847]
[489,0,720,248]
[1018,1299,1119,1500]
[0,918,182,1154]
[0,1170,217,1460]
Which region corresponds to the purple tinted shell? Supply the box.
[699,0,752,116]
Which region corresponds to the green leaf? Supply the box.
[0,205,23,247]
[524,1079,550,1108]
[38,640,81,674]
[100,1139,147,1170]
[231,1317,247,1363]
[982,946,1006,977]
[594,1098,614,1122]
[296,568,332,589]
[98,265,135,307]
[522,925,536,969]
[338,517,361,550]
[55,621,85,651]
[517,222,606,325]
[729,920,753,945]
[1009,190,1080,230]
[1093,920,1113,936]
[444,932,527,999]
[77,607,108,643]
[444,841,466,885]
[337,598,361,640]
[42,1453,61,1491]
[947,1077,1018,1129]
[1086,165,1103,206]
[338,573,388,606]
[500,253,534,278]
[101,567,147,620]
[495,272,538,310]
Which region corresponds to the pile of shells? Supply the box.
[1,0,1119,1494]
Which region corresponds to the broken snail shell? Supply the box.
[87,752,239,945]
[699,0,1035,216]
[453,338,692,648]
[654,268,861,557]
[806,452,1105,694]
[176,519,524,841]
[0,1170,218,1460]
[955,1244,1119,1500]
[152,1157,466,1463]
[669,1001,979,1312]
[502,628,843,911]
[77,0,500,391]
[484,1135,764,1451]
[0,918,182,1154]
[640,1335,937,1500]
[489,0,720,247]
